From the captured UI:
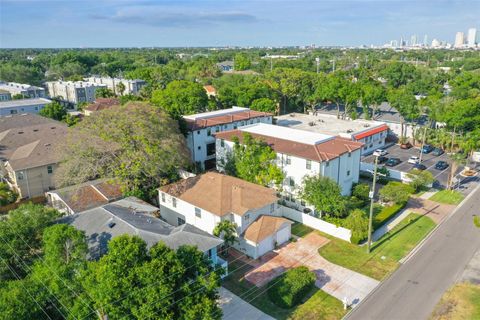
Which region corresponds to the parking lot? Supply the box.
[362,144,456,187]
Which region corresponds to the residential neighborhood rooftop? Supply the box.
[0,98,52,109]
[244,215,292,243]
[241,123,334,145]
[183,107,271,130]
[160,172,277,217]
[59,197,223,259]
[84,98,120,112]
[215,124,364,162]
[48,179,124,213]
[275,113,389,140]
[0,114,67,170]
[0,81,44,91]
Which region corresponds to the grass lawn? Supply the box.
[291,222,314,238]
[319,213,436,280]
[431,283,480,320]
[429,190,465,205]
[222,259,346,320]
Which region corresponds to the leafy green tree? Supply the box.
[387,86,419,139]
[301,176,346,217]
[227,133,284,187]
[213,221,238,256]
[345,209,369,244]
[352,183,370,202]
[0,278,47,320]
[55,102,190,197]
[95,87,116,98]
[361,82,386,119]
[312,72,348,118]
[406,169,434,192]
[116,82,126,96]
[12,93,25,100]
[250,98,277,113]
[0,182,17,206]
[39,102,67,121]
[151,80,208,118]
[379,182,412,204]
[0,204,60,280]
[234,53,251,71]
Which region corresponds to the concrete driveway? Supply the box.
[244,233,379,307]
[219,287,274,320]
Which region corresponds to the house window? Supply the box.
[195,207,201,218]
[224,124,227,129]
[161,193,166,202]
[244,213,250,222]
[306,159,311,170]
[207,129,211,136]
[177,217,185,225]
[197,130,200,135]
[221,139,225,147]
[347,170,351,176]
[198,146,201,150]
[17,172,24,180]
[10,110,18,114]
[172,197,177,208]
[348,153,351,158]
[286,155,291,165]
[47,165,53,174]
[233,125,237,129]
[206,143,216,156]
[289,177,295,187]
[215,126,220,132]
[326,161,330,167]
[241,121,245,126]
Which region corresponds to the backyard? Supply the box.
[222,259,346,320]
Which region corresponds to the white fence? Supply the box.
[280,206,352,242]
[361,162,408,181]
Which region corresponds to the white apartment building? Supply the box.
[454,32,465,48]
[183,107,273,170]
[159,172,292,259]
[0,90,12,101]
[215,123,363,209]
[0,98,52,116]
[46,81,107,107]
[276,113,389,155]
[0,81,46,98]
[84,76,146,95]
[467,28,478,48]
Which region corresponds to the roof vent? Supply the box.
[33,129,39,132]
[51,127,56,129]
[18,131,24,134]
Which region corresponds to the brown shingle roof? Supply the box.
[84,98,120,112]
[244,215,292,243]
[160,172,277,217]
[214,129,363,162]
[185,110,272,130]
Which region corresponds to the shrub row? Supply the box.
[373,202,407,229]
[268,266,316,308]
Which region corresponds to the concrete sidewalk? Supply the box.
[219,287,274,320]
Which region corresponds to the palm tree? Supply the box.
[213,221,238,257]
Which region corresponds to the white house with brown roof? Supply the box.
[158,172,292,259]
[215,123,363,211]
[183,107,272,170]
[0,114,67,198]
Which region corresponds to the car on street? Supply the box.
[413,163,427,170]
[373,149,388,157]
[386,158,401,167]
[435,161,449,170]
[377,156,388,164]
[422,144,434,154]
[432,148,444,156]
[408,156,420,164]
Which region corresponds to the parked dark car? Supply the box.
[432,148,444,156]
[413,163,427,170]
[385,158,401,167]
[422,144,434,154]
[377,156,388,164]
[435,161,449,170]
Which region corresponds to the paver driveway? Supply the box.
[244,233,379,307]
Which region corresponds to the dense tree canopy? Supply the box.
[301,176,347,217]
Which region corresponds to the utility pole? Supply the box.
[367,155,379,253]
[315,57,320,73]
[270,56,273,72]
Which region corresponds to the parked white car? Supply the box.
[373,149,388,157]
[408,156,420,164]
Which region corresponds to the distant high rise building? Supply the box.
[423,34,428,46]
[431,39,441,48]
[454,32,465,48]
[410,34,418,46]
[467,28,477,47]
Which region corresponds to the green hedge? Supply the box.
[373,202,406,229]
[268,266,316,308]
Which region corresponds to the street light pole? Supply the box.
[367,155,379,253]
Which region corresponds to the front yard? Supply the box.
[319,213,437,280]
[429,190,465,205]
[431,283,480,320]
[222,258,347,320]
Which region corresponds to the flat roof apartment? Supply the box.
[46,81,107,107]
[0,81,46,98]
[0,98,52,116]
[84,76,146,95]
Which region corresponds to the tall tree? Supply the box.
[39,102,67,121]
[55,102,190,198]
[301,176,346,217]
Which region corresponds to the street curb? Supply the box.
[342,184,480,320]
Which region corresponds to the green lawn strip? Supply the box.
[319,213,436,280]
[431,282,480,320]
[429,190,465,205]
[291,222,314,238]
[222,258,347,319]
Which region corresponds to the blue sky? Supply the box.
[0,0,478,48]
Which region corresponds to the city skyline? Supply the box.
[0,0,479,48]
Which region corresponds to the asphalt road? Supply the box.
[345,185,480,320]
[362,144,457,187]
